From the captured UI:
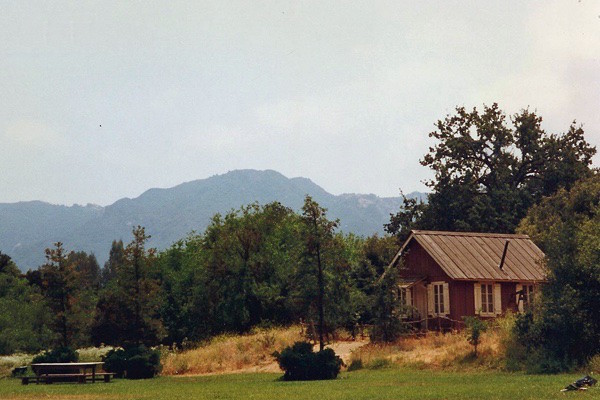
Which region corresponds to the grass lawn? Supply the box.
[0,369,595,400]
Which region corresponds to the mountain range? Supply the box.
[0,169,426,271]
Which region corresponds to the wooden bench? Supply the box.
[22,373,85,384]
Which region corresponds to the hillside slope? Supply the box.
[0,170,425,270]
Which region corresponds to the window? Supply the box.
[398,287,411,306]
[434,283,445,314]
[481,283,494,314]
[516,284,535,312]
[428,282,449,316]
[475,282,501,316]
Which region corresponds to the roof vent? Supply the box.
[499,240,509,270]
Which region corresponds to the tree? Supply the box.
[69,251,101,290]
[387,104,596,236]
[155,202,304,344]
[91,227,164,346]
[39,242,80,348]
[516,173,600,370]
[370,262,408,342]
[463,316,487,356]
[101,240,124,287]
[299,196,339,351]
[385,194,428,244]
[0,251,52,354]
[0,252,16,275]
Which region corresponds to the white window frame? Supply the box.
[475,282,502,316]
[481,283,494,315]
[427,281,450,316]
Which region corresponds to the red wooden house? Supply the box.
[389,230,546,330]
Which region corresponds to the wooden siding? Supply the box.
[449,281,475,321]
[401,241,449,282]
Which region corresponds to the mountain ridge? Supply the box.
[0,170,426,270]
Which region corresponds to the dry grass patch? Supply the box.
[350,328,505,371]
[0,353,33,377]
[161,326,303,375]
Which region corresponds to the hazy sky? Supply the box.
[1,1,599,206]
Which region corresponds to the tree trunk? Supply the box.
[316,241,324,351]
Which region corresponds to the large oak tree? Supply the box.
[387,104,596,240]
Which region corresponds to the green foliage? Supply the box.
[298,196,339,350]
[38,243,82,348]
[154,201,374,347]
[102,240,124,286]
[12,200,392,351]
[103,345,161,379]
[155,202,305,344]
[69,251,101,290]
[91,227,164,347]
[0,251,53,354]
[385,194,429,244]
[463,317,487,356]
[387,104,595,236]
[370,264,409,343]
[515,173,600,371]
[273,341,342,381]
[32,346,79,363]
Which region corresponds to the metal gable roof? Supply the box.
[398,230,547,282]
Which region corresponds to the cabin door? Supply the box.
[412,284,428,320]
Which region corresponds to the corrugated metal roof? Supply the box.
[398,230,546,282]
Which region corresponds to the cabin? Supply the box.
[389,230,546,330]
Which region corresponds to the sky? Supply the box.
[1,1,599,206]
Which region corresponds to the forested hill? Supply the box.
[0,169,425,271]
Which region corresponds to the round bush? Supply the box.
[103,345,161,379]
[32,346,79,364]
[274,341,342,381]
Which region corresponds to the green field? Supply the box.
[0,369,595,400]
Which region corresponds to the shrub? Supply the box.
[370,264,409,343]
[524,347,570,374]
[32,346,79,364]
[510,310,574,373]
[463,317,487,356]
[103,345,161,379]
[273,341,342,381]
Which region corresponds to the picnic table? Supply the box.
[22,362,113,384]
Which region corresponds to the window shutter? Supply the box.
[406,287,412,307]
[474,283,482,315]
[427,284,434,316]
[494,283,502,315]
[516,284,523,313]
[443,282,450,315]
